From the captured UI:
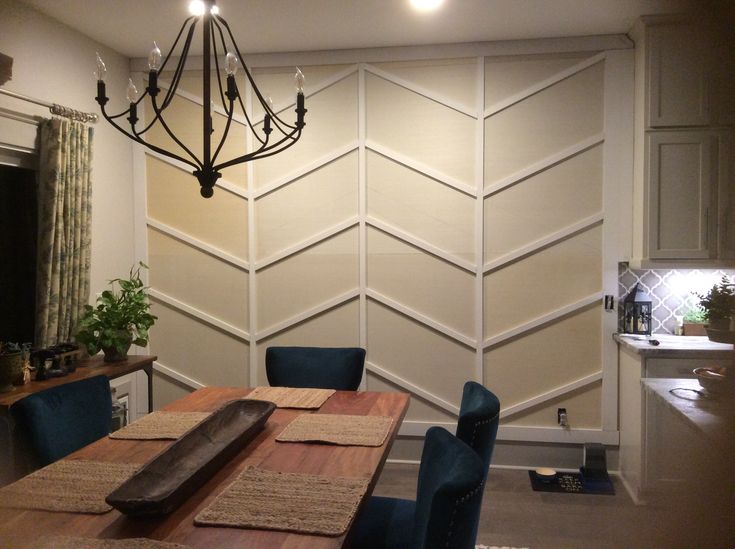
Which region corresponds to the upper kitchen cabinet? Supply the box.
[646,130,714,260]
[645,18,709,128]
[629,14,735,267]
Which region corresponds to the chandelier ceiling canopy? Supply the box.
[94,0,307,198]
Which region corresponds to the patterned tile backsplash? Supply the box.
[618,263,735,334]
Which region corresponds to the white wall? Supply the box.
[0,0,135,295]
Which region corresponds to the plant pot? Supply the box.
[707,318,731,331]
[102,340,132,363]
[705,327,735,344]
[683,323,707,336]
[0,352,23,392]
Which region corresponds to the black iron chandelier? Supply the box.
[94,0,306,198]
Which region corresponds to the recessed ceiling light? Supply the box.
[410,0,444,12]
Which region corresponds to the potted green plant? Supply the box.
[76,262,157,362]
[682,307,707,336]
[696,276,735,342]
[0,342,29,392]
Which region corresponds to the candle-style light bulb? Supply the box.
[210,4,220,15]
[225,52,238,76]
[148,41,162,71]
[265,96,274,112]
[294,67,305,94]
[126,78,138,103]
[95,52,107,82]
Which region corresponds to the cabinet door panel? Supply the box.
[647,23,709,128]
[647,131,713,259]
[718,132,735,259]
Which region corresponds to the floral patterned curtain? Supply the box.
[35,118,93,348]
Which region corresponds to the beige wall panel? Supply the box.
[366,372,457,423]
[144,90,249,187]
[147,156,249,259]
[256,152,358,260]
[484,226,601,337]
[152,372,194,410]
[504,382,602,428]
[252,64,355,119]
[484,53,591,108]
[484,145,603,262]
[366,74,475,186]
[147,228,249,331]
[150,302,249,387]
[367,228,474,337]
[257,228,359,330]
[372,58,477,110]
[252,75,358,187]
[367,151,474,261]
[367,300,474,405]
[484,62,604,186]
[483,306,601,407]
[255,300,360,385]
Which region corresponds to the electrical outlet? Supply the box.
[557,407,568,427]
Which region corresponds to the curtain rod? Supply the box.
[0,88,98,124]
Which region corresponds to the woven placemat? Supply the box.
[194,467,369,536]
[246,387,335,409]
[29,537,191,549]
[0,459,140,514]
[110,411,210,440]
[276,414,393,446]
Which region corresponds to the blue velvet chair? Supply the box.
[456,381,500,480]
[10,375,112,466]
[265,346,365,391]
[455,381,500,544]
[350,426,485,549]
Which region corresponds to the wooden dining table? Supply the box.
[0,386,410,548]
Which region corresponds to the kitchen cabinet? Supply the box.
[641,378,734,546]
[630,15,735,267]
[646,131,714,260]
[717,131,735,259]
[615,334,732,503]
[646,20,709,128]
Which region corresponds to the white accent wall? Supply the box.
[139,38,634,463]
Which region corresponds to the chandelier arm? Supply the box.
[162,21,198,110]
[99,104,200,170]
[234,92,266,146]
[211,96,236,165]
[157,16,197,75]
[149,93,204,168]
[210,19,232,117]
[214,15,298,133]
[214,127,300,171]
[264,101,299,135]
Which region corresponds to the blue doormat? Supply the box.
[528,469,615,495]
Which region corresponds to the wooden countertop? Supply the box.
[614,333,734,359]
[0,354,156,409]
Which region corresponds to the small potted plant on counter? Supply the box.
[75,262,157,362]
[681,307,707,336]
[0,342,31,392]
[696,276,735,343]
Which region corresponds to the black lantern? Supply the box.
[623,283,653,335]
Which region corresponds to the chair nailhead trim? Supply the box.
[444,478,485,547]
[469,412,498,447]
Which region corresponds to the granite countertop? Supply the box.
[614,333,734,359]
[642,377,735,451]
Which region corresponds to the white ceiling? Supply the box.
[21,0,701,59]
